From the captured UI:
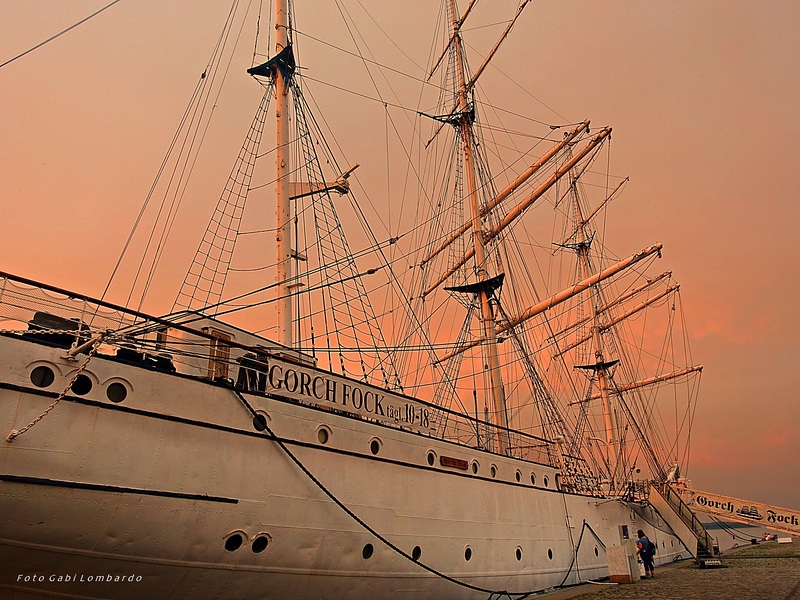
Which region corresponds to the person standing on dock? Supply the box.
[636,529,655,578]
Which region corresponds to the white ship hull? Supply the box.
[0,333,684,599]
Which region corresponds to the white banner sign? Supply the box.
[682,488,800,535]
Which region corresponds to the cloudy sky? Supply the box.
[1,0,798,511]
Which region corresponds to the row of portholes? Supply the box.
[426,449,553,488]
[359,543,580,563]
[224,532,270,553]
[30,365,128,403]
[252,415,558,490]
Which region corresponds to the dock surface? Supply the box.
[542,539,800,600]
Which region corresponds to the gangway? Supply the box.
[649,482,718,564]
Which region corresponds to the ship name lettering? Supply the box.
[767,510,799,526]
[352,387,363,409]
[312,376,326,400]
[696,496,734,513]
[299,371,312,397]
[325,378,337,403]
[373,393,385,416]
[265,361,423,428]
[268,364,283,389]
[341,383,351,406]
[283,369,299,393]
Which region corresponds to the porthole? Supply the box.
[471,461,479,475]
[224,533,243,552]
[317,426,330,444]
[464,546,472,561]
[362,543,374,559]
[516,546,523,561]
[547,548,553,560]
[594,546,599,557]
[106,382,127,403]
[70,374,92,396]
[253,413,268,431]
[490,464,497,478]
[530,473,536,485]
[427,451,435,466]
[30,365,55,388]
[369,438,381,455]
[252,536,269,553]
[515,470,521,483]
[543,475,549,488]
[412,546,422,561]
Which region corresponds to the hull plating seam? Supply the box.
[1,381,575,495]
[0,474,239,504]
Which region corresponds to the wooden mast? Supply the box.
[447,0,510,454]
[275,0,293,347]
[568,164,620,490]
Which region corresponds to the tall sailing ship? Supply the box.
[1,1,712,598]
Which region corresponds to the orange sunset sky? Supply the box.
[1,0,798,512]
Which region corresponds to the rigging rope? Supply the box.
[0,0,126,70]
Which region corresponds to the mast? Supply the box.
[448,0,510,454]
[569,166,620,491]
[275,0,293,347]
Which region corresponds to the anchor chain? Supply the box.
[6,338,104,442]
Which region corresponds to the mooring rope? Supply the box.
[231,388,548,599]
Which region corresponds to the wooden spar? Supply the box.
[549,270,673,340]
[484,127,611,245]
[554,284,680,356]
[427,0,477,81]
[459,0,479,27]
[421,127,611,297]
[464,0,531,92]
[433,246,663,366]
[432,336,484,366]
[496,243,663,336]
[569,365,704,405]
[420,120,590,268]
[583,177,628,225]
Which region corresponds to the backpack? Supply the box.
[649,539,656,555]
